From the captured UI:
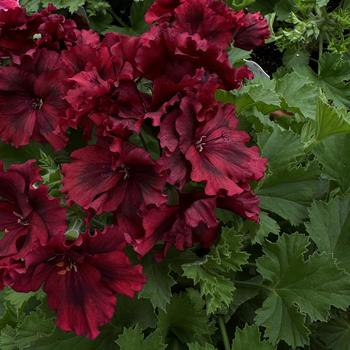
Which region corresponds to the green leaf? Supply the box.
[232,324,275,350]
[313,134,350,192]
[116,326,166,350]
[113,296,157,330]
[318,315,350,350]
[3,289,38,312]
[20,0,40,12]
[301,53,350,108]
[258,127,304,170]
[16,311,55,349]
[306,196,350,271]
[256,234,350,347]
[188,342,217,350]
[0,325,17,350]
[182,228,249,314]
[157,291,215,345]
[256,163,327,225]
[314,98,350,141]
[248,211,280,245]
[41,0,85,13]
[139,256,176,311]
[276,72,318,119]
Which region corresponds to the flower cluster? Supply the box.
[0,0,269,339]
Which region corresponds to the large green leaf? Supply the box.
[255,234,350,348]
[306,196,350,271]
[157,291,215,345]
[318,315,350,350]
[314,99,350,141]
[232,324,276,350]
[258,127,305,170]
[188,343,217,350]
[116,326,166,350]
[313,134,350,192]
[139,256,176,311]
[256,163,327,225]
[276,72,318,119]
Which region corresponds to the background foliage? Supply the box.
[1,0,350,348]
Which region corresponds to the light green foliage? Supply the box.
[188,342,217,350]
[182,227,249,314]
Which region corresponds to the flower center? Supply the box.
[118,164,130,180]
[13,211,30,226]
[48,257,78,276]
[32,97,43,110]
[195,133,228,152]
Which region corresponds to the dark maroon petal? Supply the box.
[217,186,260,222]
[62,145,121,213]
[88,251,146,298]
[145,0,181,23]
[234,12,270,51]
[45,263,116,339]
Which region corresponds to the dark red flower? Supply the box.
[217,184,260,222]
[0,160,66,261]
[0,0,19,10]
[128,194,218,257]
[184,103,267,195]
[234,12,270,51]
[8,227,146,339]
[0,49,69,149]
[145,0,181,23]
[0,7,34,62]
[64,35,148,139]
[62,142,167,214]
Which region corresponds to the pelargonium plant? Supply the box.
[0,0,270,342]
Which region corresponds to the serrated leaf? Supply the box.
[113,296,156,330]
[116,326,166,350]
[250,211,280,245]
[306,196,350,271]
[41,0,85,13]
[313,134,350,192]
[3,289,38,312]
[0,325,17,350]
[139,256,176,311]
[188,342,217,350]
[16,311,54,349]
[256,234,350,347]
[182,228,249,315]
[276,72,318,119]
[232,324,276,350]
[318,316,350,350]
[258,127,305,170]
[301,53,350,108]
[256,163,327,225]
[157,291,215,345]
[315,98,350,141]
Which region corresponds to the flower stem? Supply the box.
[218,317,231,350]
[318,33,323,76]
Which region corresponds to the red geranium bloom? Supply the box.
[129,194,218,257]
[0,49,68,149]
[0,160,66,261]
[8,226,146,339]
[234,12,270,51]
[145,0,181,23]
[64,35,148,139]
[217,184,261,222]
[0,0,19,10]
[62,141,167,214]
[152,94,266,195]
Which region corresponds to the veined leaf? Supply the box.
[256,234,350,348]
[232,324,276,350]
